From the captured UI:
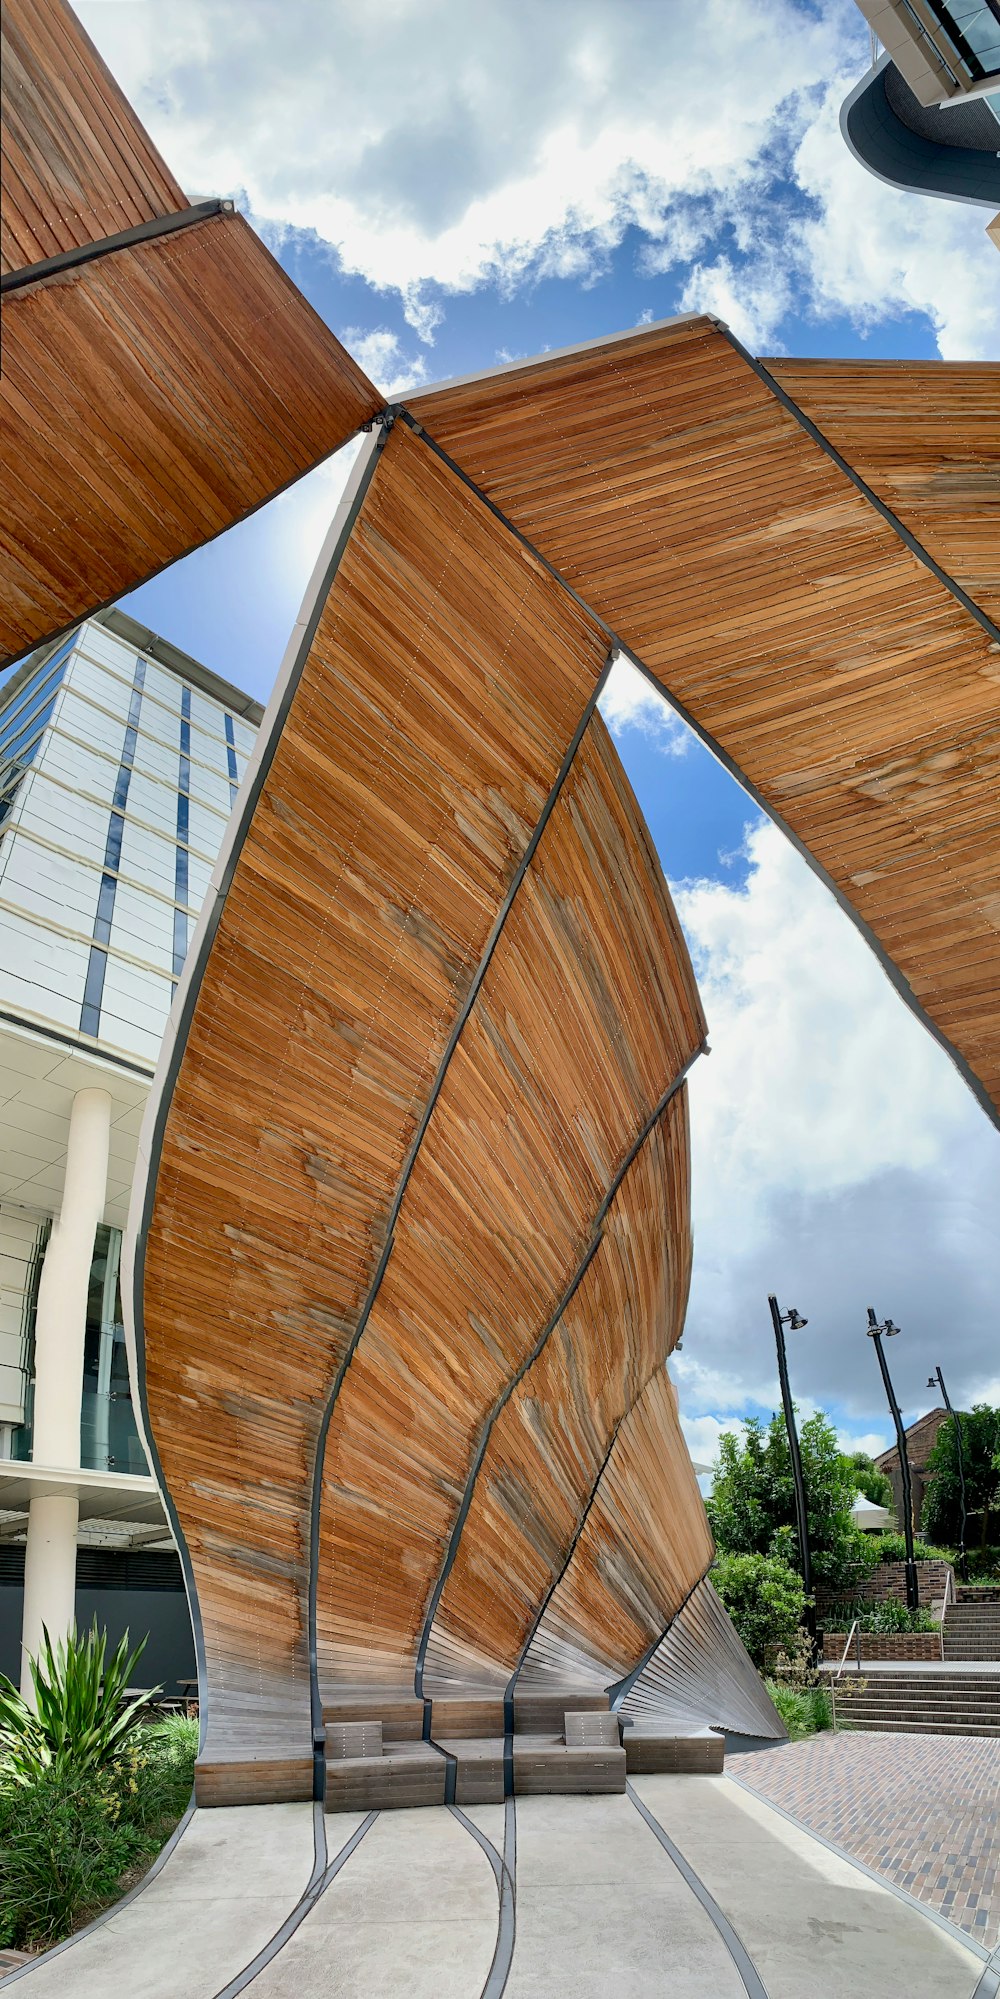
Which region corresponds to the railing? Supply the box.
[942,1566,955,1616]
[829,1618,861,1733]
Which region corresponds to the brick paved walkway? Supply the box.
[731,1731,1000,1945]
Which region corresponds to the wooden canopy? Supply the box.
[408,322,1000,1131]
[0,0,379,668]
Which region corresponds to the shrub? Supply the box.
[863,1532,949,1566]
[712,1551,807,1668]
[0,1622,158,1784]
[0,1763,146,1949]
[819,1597,937,1635]
[765,1680,831,1740]
[0,1715,196,1951]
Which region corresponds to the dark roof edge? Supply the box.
[94,607,264,723]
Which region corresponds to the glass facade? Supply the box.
[0,633,74,834]
[928,0,1000,83]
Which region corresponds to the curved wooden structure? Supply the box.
[408,326,1000,1130]
[126,321,1000,1802]
[10,0,981,1809]
[129,420,733,1804]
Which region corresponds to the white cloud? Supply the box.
[599,658,688,758]
[670,821,1000,1425]
[78,2,1000,361]
[792,78,1000,361]
[339,327,430,396]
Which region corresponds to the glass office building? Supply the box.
[0,609,261,1690]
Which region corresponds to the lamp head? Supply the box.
[786,1308,808,1330]
[928,1375,937,1390]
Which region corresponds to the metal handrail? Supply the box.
[942,1566,955,1615]
[829,1618,861,1732]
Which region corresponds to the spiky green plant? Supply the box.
[0,1622,160,1784]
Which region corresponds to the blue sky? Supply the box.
[82,0,1000,1470]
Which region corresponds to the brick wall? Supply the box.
[822,1630,943,1663]
[816,1559,952,1617]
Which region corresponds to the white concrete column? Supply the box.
[20,1086,111,1697]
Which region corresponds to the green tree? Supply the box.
[711,1552,806,1668]
[923,1406,1000,1549]
[841,1450,893,1510]
[707,1410,872,1589]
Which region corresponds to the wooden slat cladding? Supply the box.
[316,720,704,1703]
[141,424,609,1762]
[409,321,1000,1124]
[0,211,379,666]
[518,1366,713,1692]
[421,1095,691,1695]
[2,0,185,274]
[766,359,1000,631]
[620,1577,783,1736]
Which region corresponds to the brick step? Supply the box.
[838,1718,1000,1736]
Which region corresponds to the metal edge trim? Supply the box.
[0,202,227,294]
[725,1770,992,1965]
[717,324,1000,647]
[627,1780,770,1999]
[397,406,1000,1137]
[122,427,389,1771]
[450,1801,518,1999]
[209,1804,378,1999]
[404,313,708,405]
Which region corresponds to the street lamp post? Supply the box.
[866,1307,920,1611]
[928,1365,968,1583]
[768,1294,817,1658]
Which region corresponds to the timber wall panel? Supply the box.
[2,0,184,274]
[421,1095,691,1695]
[620,1577,785,1737]
[766,359,1000,631]
[408,320,1000,1123]
[0,211,379,665]
[140,424,609,1760]
[518,1364,714,1692]
[316,718,704,1702]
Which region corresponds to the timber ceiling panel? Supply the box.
[518,1365,714,1693]
[316,719,704,1703]
[766,359,1000,632]
[407,319,1000,1125]
[420,1096,691,1696]
[0,212,379,666]
[1,0,184,274]
[139,422,611,1766]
